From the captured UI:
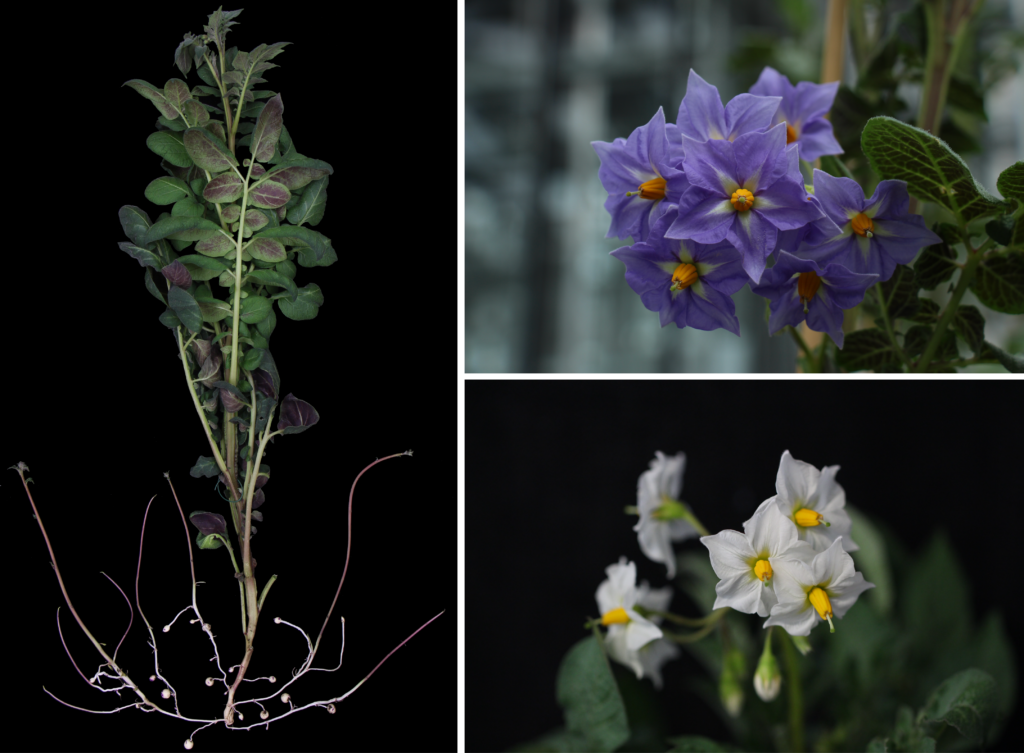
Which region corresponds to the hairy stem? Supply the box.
[912,247,983,371]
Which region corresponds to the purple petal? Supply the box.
[727,210,777,282]
[754,179,826,231]
[676,70,728,141]
[795,118,843,161]
[681,136,738,195]
[866,179,911,219]
[812,170,866,220]
[794,80,840,120]
[723,93,782,139]
[685,282,742,335]
[667,188,735,242]
[807,288,847,348]
[731,123,788,190]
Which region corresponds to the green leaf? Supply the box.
[845,505,893,616]
[904,532,971,655]
[159,309,181,328]
[189,456,220,478]
[172,197,205,218]
[242,347,264,371]
[123,79,178,119]
[667,736,743,752]
[145,176,192,206]
[119,205,154,247]
[145,269,167,305]
[277,283,324,321]
[244,236,287,263]
[908,297,940,323]
[143,216,226,245]
[168,285,203,334]
[253,224,330,262]
[878,265,918,320]
[163,78,190,112]
[183,126,239,173]
[920,669,996,746]
[197,298,232,323]
[249,94,284,163]
[245,269,298,302]
[196,531,224,550]
[203,173,244,203]
[950,305,985,354]
[555,636,629,753]
[913,231,958,291]
[903,324,958,365]
[240,294,272,324]
[970,251,1024,313]
[249,179,291,209]
[184,99,210,127]
[861,116,1004,224]
[177,254,230,272]
[945,75,987,121]
[996,161,1023,203]
[836,328,900,372]
[818,154,856,181]
[985,214,1015,246]
[146,131,192,168]
[196,233,236,258]
[286,176,328,226]
[979,341,1024,372]
[118,242,163,270]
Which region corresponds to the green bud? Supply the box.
[719,646,746,717]
[754,632,781,702]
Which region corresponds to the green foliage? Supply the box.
[969,252,1024,314]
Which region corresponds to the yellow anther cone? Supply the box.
[794,508,824,527]
[809,587,835,632]
[754,558,773,583]
[601,607,630,626]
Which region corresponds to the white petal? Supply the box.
[624,613,664,651]
[758,581,779,617]
[776,450,820,506]
[764,599,818,636]
[829,571,875,619]
[701,530,756,579]
[638,517,677,578]
[742,496,775,531]
[712,572,762,614]
[637,584,673,615]
[637,639,680,689]
[667,517,700,543]
[605,626,643,678]
[749,500,798,556]
[810,537,852,586]
[811,464,843,510]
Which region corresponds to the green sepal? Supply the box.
[861,116,1004,224]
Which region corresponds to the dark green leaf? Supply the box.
[555,636,629,753]
[145,176,192,206]
[945,76,987,121]
[277,283,324,321]
[878,264,918,319]
[818,154,856,181]
[119,205,154,246]
[184,99,210,126]
[176,254,230,272]
[190,456,220,478]
[246,269,298,302]
[667,736,743,752]
[836,328,900,372]
[183,126,239,173]
[241,294,272,324]
[242,347,264,371]
[123,79,178,119]
[985,214,1015,245]
[197,298,232,323]
[970,251,1024,313]
[914,231,958,290]
[249,179,291,209]
[861,116,1004,223]
[118,242,162,270]
[172,197,205,218]
[950,305,985,354]
[996,161,1023,203]
[146,131,192,168]
[979,341,1024,372]
[168,285,203,334]
[143,216,226,245]
[920,669,996,746]
[145,269,167,305]
[904,532,970,655]
[286,176,328,226]
[159,309,182,328]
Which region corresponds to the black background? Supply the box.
[466,380,1022,752]
[5,6,454,752]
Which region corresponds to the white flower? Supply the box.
[745,450,858,554]
[595,558,666,680]
[701,502,816,617]
[764,537,874,636]
[634,451,698,578]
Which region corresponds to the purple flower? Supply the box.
[748,67,842,162]
[666,123,827,283]
[791,170,943,281]
[676,69,781,143]
[610,208,749,335]
[592,107,688,242]
[750,251,878,348]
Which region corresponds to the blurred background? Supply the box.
[464,0,1024,372]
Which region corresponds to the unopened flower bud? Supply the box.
[261,709,269,720]
[719,646,746,717]
[327,703,336,714]
[280,693,290,703]
[754,635,781,702]
[184,740,194,750]
[161,688,172,699]
[205,677,215,687]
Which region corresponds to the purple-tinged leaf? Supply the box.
[232,50,250,72]
[190,511,227,536]
[250,94,284,163]
[204,173,244,203]
[265,164,331,191]
[277,393,319,435]
[161,259,192,289]
[251,163,267,178]
[118,242,162,270]
[251,488,265,510]
[123,79,178,119]
[217,384,247,413]
[174,34,197,77]
[243,208,270,234]
[197,353,222,388]
[195,233,237,257]
[143,216,226,245]
[275,206,287,221]
[253,225,330,262]
[249,180,291,209]
[221,205,242,223]
[204,121,227,143]
[119,205,154,246]
[184,127,238,173]
[163,79,190,112]
[169,286,203,334]
[250,510,263,522]
[252,367,277,399]
[184,99,210,126]
[245,236,287,263]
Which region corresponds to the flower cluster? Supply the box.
[593,448,873,687]
[593,68,942,347]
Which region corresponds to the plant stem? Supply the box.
[663,608,730,643]
[912,248,983,372]
[820,0,848,86]
[781,630,805,753]
[641,607,727,628]
[871,283,911,369]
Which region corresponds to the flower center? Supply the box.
[851,212,875,238]
[730,188,755,211]
[797,271,821,314]
[601,607,630,626]
[626,176,667,201]
[785,123,798,144]
[794,508,826,527]
[754,558,773,584]
[809,587,835,632]
[670,263,698,292]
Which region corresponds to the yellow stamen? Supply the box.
[794,508,825,527]
[601,607,630,626]
[797,271,821,314]
[785,123,798,144]
[809,587,835,633]
[670,263,698,292]
[754,558,773,584]
[730,188,755,211]
[851,212,875,238]
[626,176,667,201]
